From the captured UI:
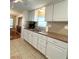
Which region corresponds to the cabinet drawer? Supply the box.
[48,41,67,52]
[47,37,67,49]
[46,41,67,59]
[38,34,47,46]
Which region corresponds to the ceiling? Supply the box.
[10,0,65,14]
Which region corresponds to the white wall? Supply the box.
[22,11,29,28]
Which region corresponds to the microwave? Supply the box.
[27,21,37,29]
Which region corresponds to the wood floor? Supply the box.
[10,38,46,59]
[10,29,20,40]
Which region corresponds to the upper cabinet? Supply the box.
[28,7,46,22]
[27,0,68,21]
[53,0,68,21]
[45,0,68,21]
[28,10,35,21]
[45,3,54,21]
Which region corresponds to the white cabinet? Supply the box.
[53,0,68,21]
[46,37,67,59]
[45,3,54,21]
[21,29,29,41]
[45,0,68,21]
[21,29,33,45]
[37,34,47,55]
[21,29,67,59]
[24,30,30,42]
[23,29,27,40]
[28,10,38,21]
[21,28,25,39]
[32,32,39,49]
[27,31,33,44]
[46,42,67,59]
[21,29,26,39]
[28,11,35,21]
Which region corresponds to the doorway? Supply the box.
[16,17,22,34]
[10,16,22,40]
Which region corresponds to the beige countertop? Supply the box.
[24,28,68,43]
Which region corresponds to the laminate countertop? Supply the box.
[24,28,68,43]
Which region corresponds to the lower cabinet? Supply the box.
[24,30,29,41]
[21,28,25,39]
[21,29,28,41]
[24,30,30,42]
[46,39,67,59]
[21,29,33,44]
[28,31,33,45]
[32,33,38,49]
[37,34,47,55]
[22,29,67,59]
[38,44,46,55]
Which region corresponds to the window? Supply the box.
[38,16,47,27]
[35,7,47,27]
[10,18,13,28]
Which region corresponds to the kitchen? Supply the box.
[10,0,68,59]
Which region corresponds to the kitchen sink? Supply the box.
[38,32,48,35]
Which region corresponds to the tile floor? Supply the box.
[10,38,47,59]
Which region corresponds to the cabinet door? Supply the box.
[38,44,46,55]
[46,41,67,59]
[23,30,27,40]
[24,30,29,41]
[37,35,47,55]
[21,29,29,41]
[38,34,47,47]
[27,31,33,44]
[45,3,53,21]
[53,0,68,21]
[32,33,38,49]
[28,11,35,21]
[21,28,25,39]
[21,29,26,39]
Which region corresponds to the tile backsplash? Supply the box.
[47,21,68,36]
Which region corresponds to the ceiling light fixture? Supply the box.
[13,0,23,3]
